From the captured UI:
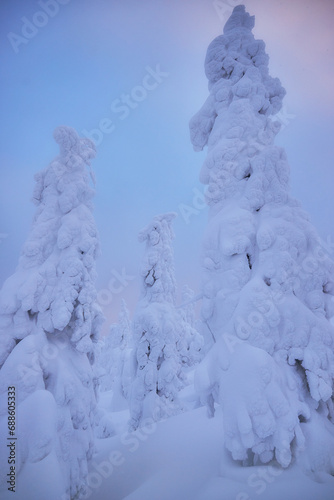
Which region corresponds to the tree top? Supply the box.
[53,125,96,166]
[223,5,255,34]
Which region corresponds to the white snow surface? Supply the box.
[1,396,334,500]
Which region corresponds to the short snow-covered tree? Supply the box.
[129,213,203,430]
[191,6,334,471]
[0,126,110,499]
[99,299,135,409]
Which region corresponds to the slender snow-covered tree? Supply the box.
[129,213,203,430]
[0,126,111,499]
[99,299,135,410]
[179,285,204,365]
[181,285,196,327]
[191,6,334,471]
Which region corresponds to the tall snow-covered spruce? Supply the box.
[129,213,203,430]
[0,126,110,499]
[191,6,334,471]
[98,298,135,409]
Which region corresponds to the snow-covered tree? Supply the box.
[191,6,334,472]
[181,285,196,327]
[0,126,111,499]
[179,285,204,365]
[129,213,203,430]
[99,299,135,410]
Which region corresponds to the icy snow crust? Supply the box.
[0,127,109,499]
[191,5,334,470]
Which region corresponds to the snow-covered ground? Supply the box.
[2,387,333,500]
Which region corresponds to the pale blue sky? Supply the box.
[1,0,333,328]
